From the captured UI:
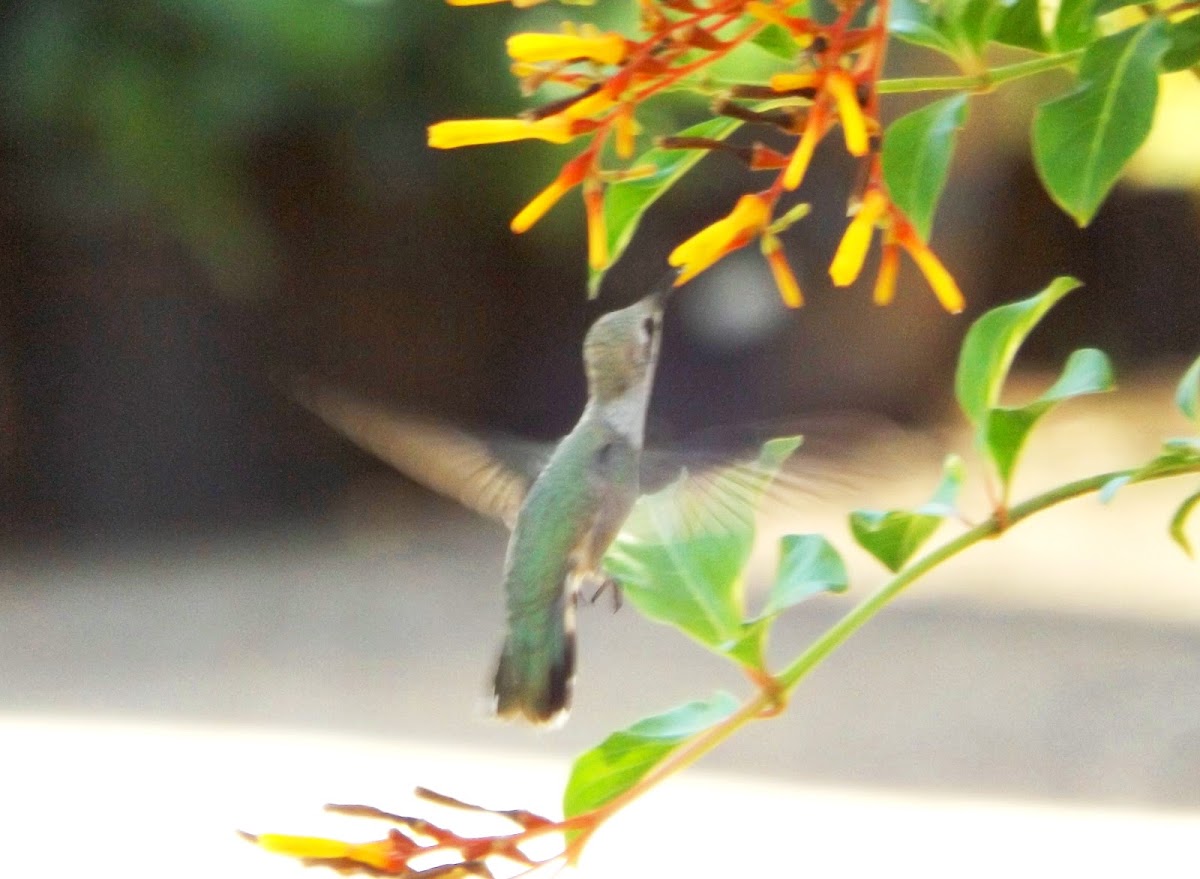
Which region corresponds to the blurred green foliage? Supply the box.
[0,0,554,295]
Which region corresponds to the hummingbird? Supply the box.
[292,281,672,725]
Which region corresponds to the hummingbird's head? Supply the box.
[582,289,666,404]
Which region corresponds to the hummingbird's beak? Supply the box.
[648,268,682,310]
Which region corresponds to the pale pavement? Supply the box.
[2,373,1199,876]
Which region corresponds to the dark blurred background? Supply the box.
[1,0,1197,548]
[3,5,1200,844]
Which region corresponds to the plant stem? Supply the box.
[779,459,1199,689]
[569,456,1200,854]
[877,49,1083,94]
[687,47,1083,100]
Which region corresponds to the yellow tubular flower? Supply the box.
[511,179,572,234]
[783,103,826,191]
[874,239,900,305]
[507,32,628,66]
[669,193,772,285]
[614,105,639,159]
[762,234,803,307]
[428,116,574,149]
[901,231,965,313]
[584,181,609,270]
[770,71,822,92]
[745,1,791,26]
[745,0,813,45]
[826,71,869,157]
[564,88,618,120]
[829,189,888,287]
[255,835,395,872]
[511,151,591,233]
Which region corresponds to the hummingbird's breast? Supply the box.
[501,423,639,610]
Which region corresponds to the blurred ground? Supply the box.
[3,372,1199,804]
[3,372,1200,877]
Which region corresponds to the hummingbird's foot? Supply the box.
[589,576,623,612]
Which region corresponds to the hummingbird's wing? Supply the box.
[291,379,543,529]
[634,412,930,537]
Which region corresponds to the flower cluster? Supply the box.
[244,788,579,877]
[429,0,964,312]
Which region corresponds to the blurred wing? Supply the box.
[632,438,802,543]
[635,413,929,538]
[291,379,540,529]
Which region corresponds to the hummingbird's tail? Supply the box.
[493,601,576,726]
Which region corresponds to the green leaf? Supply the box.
[1162,14,1200,72]
[604,437,803,652]
[955,276,1082,426]
[881,94,969,241]
[888,0,962,58]
[983,347,1114,486]
[752,23,800,59]
[993,0,1050,52]
[892,0,1017,58]
[955,280,1112,492]
[982,404,1048,486]
[1054,0,1103,50]
[850,509,943,572]
[1169,489,1200,558]
[995,0,1103,53]
[563,692,738,817]
[850,454,963,571]
[946,0,1018,54]
[762,534,848,615]
[916,454,966,517]
[588,117,742,297]
[1032,19,1171,226]
[1176,354,1200,422]
[1039,347,1116,401]
[1093,0,1140,13]
[1104,439,1200,502]
[1099,473,1132,503]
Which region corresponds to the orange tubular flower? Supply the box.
[428,116,574,149]
[825,70,869,157]
[669,193,772,285]
[511,151,592,234]
[507,31,629,66]
[829,188,889,287]
[762,234,803,307]
[896,223,965,313]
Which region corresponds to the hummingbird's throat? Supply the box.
[590,382,653,447]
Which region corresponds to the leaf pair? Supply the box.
[889,0,1018,64]
[1101,353,1200,555]
[956,276,1114,500]
[572,436,849,817]
[850,455,965,572]
[851,276,1112,571]
[892,2,1198,230]
[602,436,847,669]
